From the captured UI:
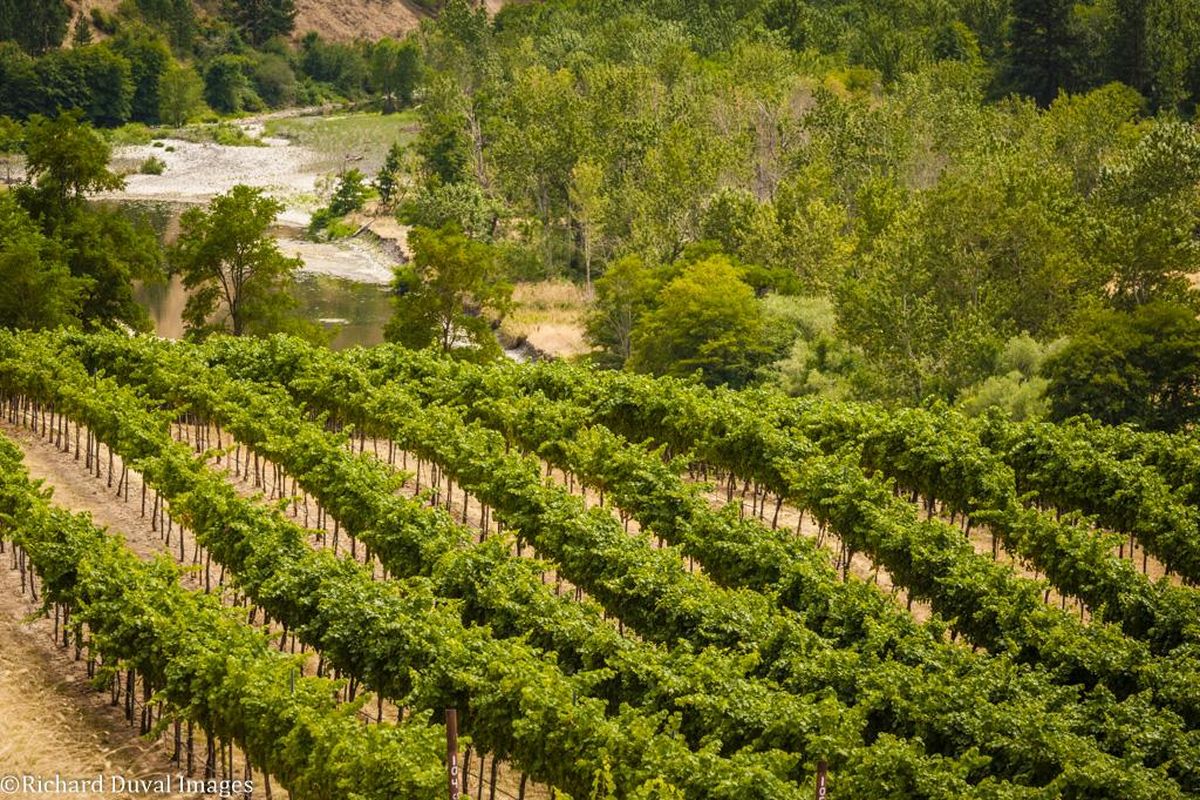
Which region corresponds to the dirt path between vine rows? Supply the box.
[1,418,541,800]
[0,421,227,799]
[0,525,196,799]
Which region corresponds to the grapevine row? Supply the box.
[76,331,883,792]
[0,433,446,799]
[329,345,1200,732]
[0,333,796,800]
[191,332,1192,799]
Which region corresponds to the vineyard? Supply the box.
[3,329,1200,799]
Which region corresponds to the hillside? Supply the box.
[293,0,428,41]
[296,0,514,40]
[67,0,511,42]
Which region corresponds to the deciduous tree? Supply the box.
[1042,302,1200,431]
[173,185,305,338]
[629,256,769,387]
[385,224,511,357]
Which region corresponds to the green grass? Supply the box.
[170,122,266,147]
[264,111,419,174]
[107,123,155,146]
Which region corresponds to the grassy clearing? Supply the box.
[264,111,420,174]
[500,279,592,359]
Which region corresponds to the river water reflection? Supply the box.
[135,273,392,349]
[115,200,394,349]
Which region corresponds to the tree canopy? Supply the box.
[173,185,307,338]
[385,224,511,358]
[1043,303,1200,431]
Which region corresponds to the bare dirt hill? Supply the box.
[69,0,517,43]
[293,0,429,41]
[293,0,517,41]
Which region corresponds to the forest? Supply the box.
[2,0,1199,430]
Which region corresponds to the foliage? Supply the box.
[203,53,251,114]
[385,224,511,357]
[72,15,93,47]
[1041,302,1200,431]
[220,0,296,47]
[250,51,296,108]
[1005,0,1076,105]
[398,179,497,240]
[370,37,421,111]
[299,32,367,97]
[628,256,769,387]
[172,184,308,338]
[375,140,406,207]
[328,168,368,216]
[19,111,124,218]
[0,194,85,329]
[111,25,172,124]
[131,0,195,52]
[158,62,206,126]
[139,155,166,175]
[0,0,70,54]
[35,44,135,126]
[584,255,660,369]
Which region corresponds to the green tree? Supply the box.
[19,111,124,219]
[173,185,306,337]
[58,207,161,331]
[569,159,608,289]
[17,111,161,331]
[375,141,406,208]
[0,0,69,54]
[329,169,368,216]
[584,254,660,369]
[836,154,1100,403]
[111,26,172,124]
[251,52,296,108]
[370,37,421,111]
[1006,0,1077,105]
[415,75,473,186]
[36,45,134,126]
[0,114,21,183]
[72,14,93,46]
[1042,302,1200,431]
[134,0,196,52]
[204,54,250,114]
[385,224,511,357]
[0,193,85,330]
[628,256,769,387]
[159,62,206,126]
[0,42,39,118]
[298,33,368,95]
[1091,119,1200,306]
[221,0,296,47]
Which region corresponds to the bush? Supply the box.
[139,155,166,174]
[209,122,262,146]
[325,218,359,239]
[108,122,154,145]
[90,8,118,35]
[328,169,368,216]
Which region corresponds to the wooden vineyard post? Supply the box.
[815,760,828,800]
[447,708,461,800]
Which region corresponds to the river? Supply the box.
[115,199,396,349]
